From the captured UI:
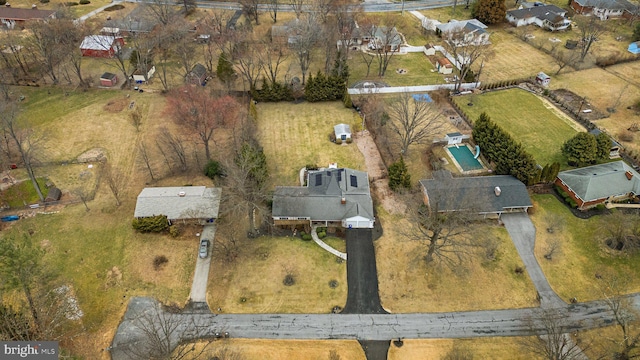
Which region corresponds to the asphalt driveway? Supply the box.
[189,224,216,304]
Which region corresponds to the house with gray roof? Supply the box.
[419,171,532,218]
[506,4,571,31]
[555,161,640,209]
[570,0,638,20]
[272,168,375,229]
[134,186,221,225]
[436,19,490,45]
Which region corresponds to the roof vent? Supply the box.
[341,197,346,205]
[178,191,186,197]
[494,186,501,196]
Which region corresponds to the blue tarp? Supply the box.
[412,94,433,102]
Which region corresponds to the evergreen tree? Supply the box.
[216,52,236,84]
[634,22,640,42]
[595,132,611,160]
[562,132,598,166]
[473,0,507,25]
[540,164,551,183]
[388,157,411,191]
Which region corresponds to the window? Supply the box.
[350,175,358,187]
[315,173,322,186]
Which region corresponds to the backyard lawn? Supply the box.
[453,88,581,166]
[531,194,640,302]
[256,101,366,187]
[348,52,447,87]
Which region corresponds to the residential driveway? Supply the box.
[189,224,216,304]
[501,213,565,308]
[341,229,388,314]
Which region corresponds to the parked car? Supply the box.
[199,239,210,259]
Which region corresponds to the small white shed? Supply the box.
[334,123,351,141]
[445,132,464,145]
[536,72,551,87]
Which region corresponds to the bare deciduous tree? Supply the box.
[442,27,493,92]
[600,212,640,252]
[103,163,126,207]
[576,16,605,62]
[289,0,306,20]
[599,275,640,359]
[137,141,156,181]
[519,309,587,360]
[212,225,241,263]
[73,187,91,212]
[289,14,320,84]
[267,0,279,23]
[237,42,264,91]
[259,43,288,85]
[543,238,561,261]
[239,0,260,25]
[386,91,444,155]
[130,107,143,132]
[551,46,578,75]
[366,22,402,77]
[156,127,188,172]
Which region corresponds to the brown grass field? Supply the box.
[200,339,366,360]
[375,209,538,312]
[388,338,542,359]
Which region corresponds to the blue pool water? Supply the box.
[448,145,483,171]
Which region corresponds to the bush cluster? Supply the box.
[204,160,224,179]
[251,81,293,102]
[316,227,327,239]
[305,71,346,102]
[132,215,169,233]
[79,0,90,4]
[555,185,577,208]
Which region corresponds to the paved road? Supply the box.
[502,213,565,308]
[189,224,216,303]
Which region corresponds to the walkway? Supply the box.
[502,213,565,308]
[311,226,347,260]
[75,0,121,23]
[189,224,216,303]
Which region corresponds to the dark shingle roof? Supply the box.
[0,7,56,20]
[507,4,567,20]
[557,161,640,202]
[100,72,117,80]
[190,63,207,78]
[272,168,374,222]
[572,0,637,11]
[419,175,532,214]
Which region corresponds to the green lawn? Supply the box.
[453,88,580,166]
[256,101,366,187]
[0,178,49,208]
[348,53,447,87]
[531,194,640,302]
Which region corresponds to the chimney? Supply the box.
[494,186,501,196]
[626,171,634,181]
[341,197,346,205]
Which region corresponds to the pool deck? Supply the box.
[444,144,488,175]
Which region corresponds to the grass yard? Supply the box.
[201,339,365,360]
[348,52,446,87]
[0,178,49,208]
[531,194,640,302]
[388,338,541,359]
[375,210,537,312]
[479,30,560,83]
[208,235,347,313]
[453,88,581,166]
[256,101,366,187]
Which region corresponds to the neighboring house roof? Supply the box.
[508,4,567,20]
[334,123,351,135]
[190,63,207,78]
[0,7,56,20]
[572,0,637,10]
[419,174,532,214]
[589,128,621,149]
[372,26,403,46]
[557,161,640,202]
[100,72,117,80]
[105,6,156,33]
[273,168,374,222]
[80,35,116,50]
[134,186,222,220]
[436,19,488,34]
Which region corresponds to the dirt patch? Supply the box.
[76,148,107,163]
[103,97,129,113]
[550,88,607,121]
[353,131,406,215]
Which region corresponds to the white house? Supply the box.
[445,132,464,145]
[536,72,551,87]
[506,4,571,31]
[436,19,490,45]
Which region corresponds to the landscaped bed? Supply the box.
[453,88,581,166]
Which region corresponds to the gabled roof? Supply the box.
[190,63,207,78]
[372,26,402,46]
[507,4,567,20]
[100,72,117,80]
[557,161,640,202]
[419,174,532,214]
[334,123,351,135]
[272,168,374,222]
[589,128,621,148]
[0,7,56,20]
[134,186,222,220]
[80,35,116,51]
[436,19,488,34]
[573,0,638,10]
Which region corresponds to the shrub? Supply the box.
[318,231,326,239]
[335,138,342,145]
[388,157,411,191]
[79,0,90,4]
[64,2,79,6]
[132,215,169,233]
[346,137,353,144]
[39,0,50,3]
[301,234,312,241]
[153,255,169,270]
[104,3,124,10]
[619,130,635,142]
[305,164,319,171]
[169,225,180,237]
[204,160,224,179]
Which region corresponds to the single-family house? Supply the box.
[506,4,571,31]
[629,41,640,55]
[589,128,621,158]
[80,35,124,58]
[536,72,551,87]
[272,168,375,229]
[436,57,453,74]
[366,26,403,52]
[104,6,157,35]
[100,72,118,87]
[436,19,490,45]
[134,186,222,225]
[420,171,532,218]
[0,6,56,29]
[555,161,640,209]
[334,124,351,141]
[186,63,207,86]
[570,0,639,20]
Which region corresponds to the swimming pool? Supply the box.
[446,145,484,172]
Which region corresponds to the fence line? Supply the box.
[348,82,480,95]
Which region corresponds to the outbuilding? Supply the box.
[629,41,640,55]
[436,58,453,74]
[100,72,118,87]
[536,72,551,87]
[334,123,351,142]
[45,187,62,202]
[80,35,124,58]
[186,63,207,85]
